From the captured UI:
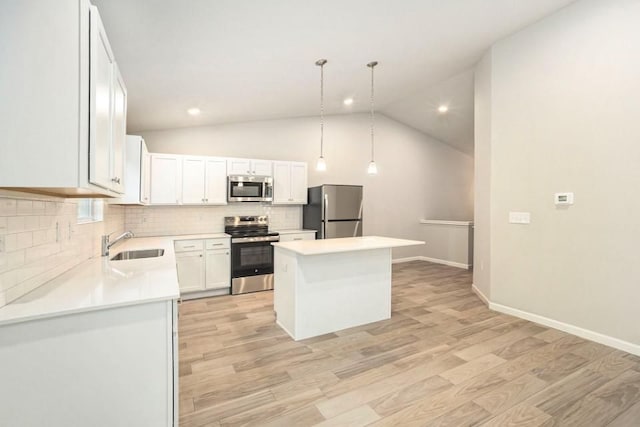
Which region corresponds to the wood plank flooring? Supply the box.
[178,261,640,426]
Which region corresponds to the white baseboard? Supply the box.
[421,256,471,270]
[489,302,640,357]
[392,256,471,270]
[471,284,489,306]
[392,256,425,264]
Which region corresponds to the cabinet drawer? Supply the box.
[279,233,316,242]
[174,240,205,252]
[206,239,230,250]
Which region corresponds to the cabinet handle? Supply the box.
[226,252,229,255]
[293,238,302,240]
[183,245,195,248]
[111,177,121,184]
[205,198,208,202]
[210,243,223,246]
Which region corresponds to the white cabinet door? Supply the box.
[227,159,252,175]
[227,159,272,176]
[140,142,151,205]
[272,161,308,205]
[290,162,308,204]
[252,160,272,176]
[272,161,291,204]
[176,251,205,293]
[182,157,206,204]
[205,158,227,204]
[110,67,127,193]
[150,154,181,204]
[205,248,231,290]
[89,7,114,191]
[279,232,316,242]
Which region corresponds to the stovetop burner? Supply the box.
[224,215,279,238]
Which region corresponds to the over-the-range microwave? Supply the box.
[227,175,273,202]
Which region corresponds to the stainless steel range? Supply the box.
[225,216,279,295]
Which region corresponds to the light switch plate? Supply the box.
[509,212,531,224]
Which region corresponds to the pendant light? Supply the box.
[315,59,328,171]
[367,61,378,175]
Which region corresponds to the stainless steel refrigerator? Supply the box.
[303,185,363,239]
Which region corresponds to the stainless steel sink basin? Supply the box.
[110,249,165,261]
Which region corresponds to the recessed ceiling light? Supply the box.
[187,107,201,116]
[437,105,449,114]
[343,98,354,106]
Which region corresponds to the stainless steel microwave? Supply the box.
[227,175,273,202]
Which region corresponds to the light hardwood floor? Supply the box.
[178,261,640,426]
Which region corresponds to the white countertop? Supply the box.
[272,236,424,256]
[0,234,231,327]
[273,229,317,235]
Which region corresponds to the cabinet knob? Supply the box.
[199,254,203,258]
[111,177,121,184]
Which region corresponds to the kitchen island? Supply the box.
[272,236,424,340]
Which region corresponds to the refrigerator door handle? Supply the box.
[323,193,328,239]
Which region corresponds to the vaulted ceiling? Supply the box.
[93,0,577,154]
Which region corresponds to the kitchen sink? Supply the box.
[110,249,165,261]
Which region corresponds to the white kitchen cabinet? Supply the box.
[175,238,230,297]
[150,154,182,205]
[227,158,273,176]
[141,143,151,204]
[109,68,127,194]
[181,157,227,205]
[0,1,126,197]
[0,300,177,426]
[181,157,207,204]
[176,250,205,294]
[116,135,149,205]
[205,248,231,290]
[279,231,316,242]
[272,161,308,204]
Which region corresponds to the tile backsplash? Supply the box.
[0,195,125,308]
[125,204,301,237]
[0,195,301,309]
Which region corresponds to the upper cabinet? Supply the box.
[227,159,272,176]
[142,153,306,206]
[0,1,127,197]
[150,154,182,205]
[272,161,308,205]
[116,135,149,205]
[182,157,227,205]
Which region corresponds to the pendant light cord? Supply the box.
[320,62,324,158]
[367,61,378,162]
[370,64,375,162]
[316,59,327,158]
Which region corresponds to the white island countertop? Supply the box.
[272,236,424,256]
[0,233,228,327]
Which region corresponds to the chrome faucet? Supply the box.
[102,231,134,257]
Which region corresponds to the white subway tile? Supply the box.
[16,200,33,215]
[0,199,17,216]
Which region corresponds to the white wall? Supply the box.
[476,0,640,350]
[473,52,493,298]
[139,113,474,259]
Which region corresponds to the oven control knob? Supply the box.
[255,269,258,273]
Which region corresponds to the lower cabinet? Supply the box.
[175,238,230,296]
[0,300,177,426]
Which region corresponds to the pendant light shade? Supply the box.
[367,61,378,175]
[316,156,326,171]
[316,59,328,171]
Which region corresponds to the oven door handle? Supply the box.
[231,236,280,243]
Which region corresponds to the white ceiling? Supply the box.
[93,0,577,153]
